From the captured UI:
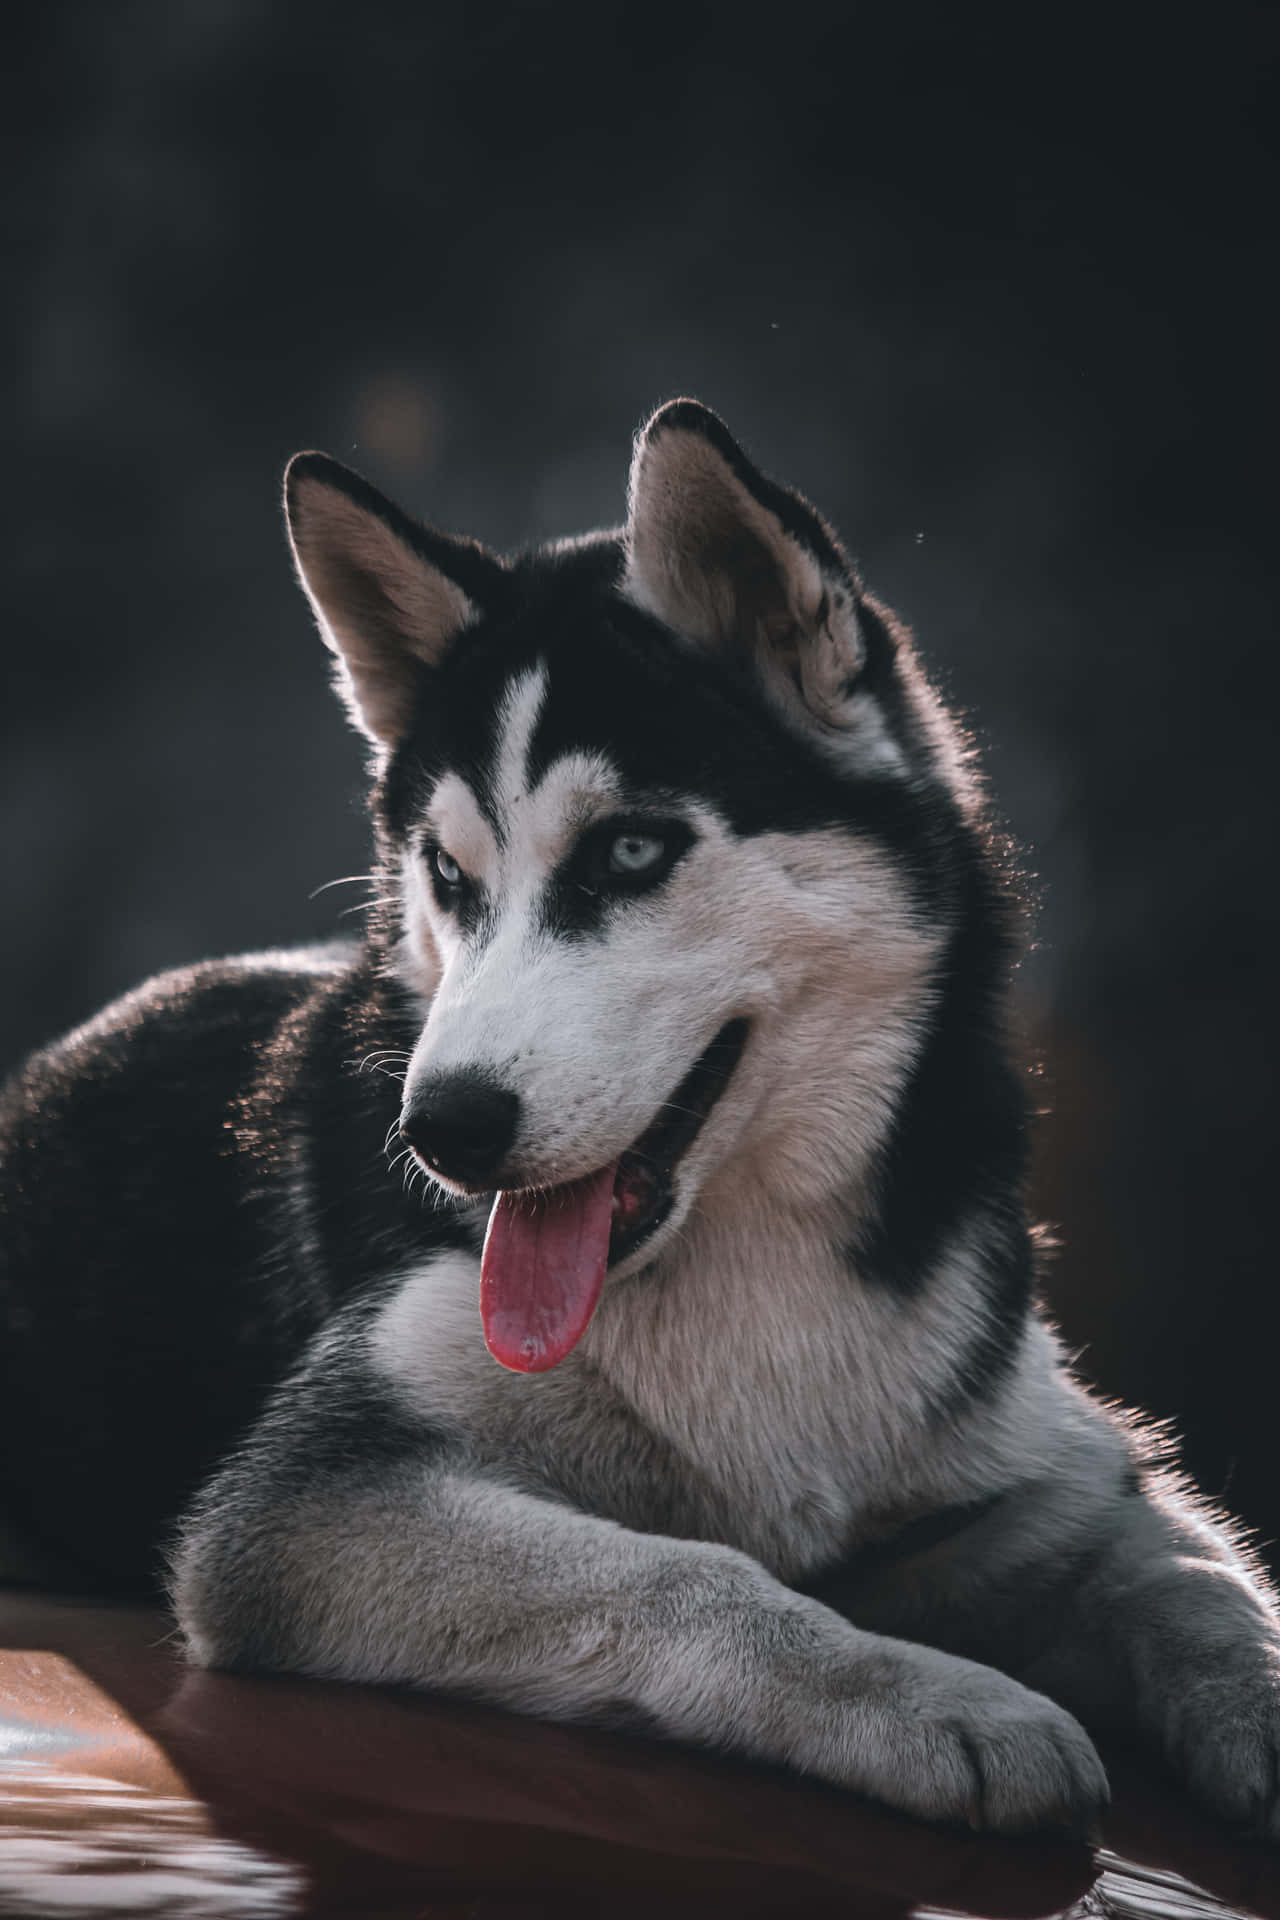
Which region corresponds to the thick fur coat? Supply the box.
[1,401,1277,1838]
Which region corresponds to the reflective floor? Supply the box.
[0,1593,1276,1918]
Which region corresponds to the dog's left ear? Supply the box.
[623,400,865,735]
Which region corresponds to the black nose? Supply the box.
[400,1075,521,1186]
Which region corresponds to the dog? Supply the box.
[1,399,1277,1839]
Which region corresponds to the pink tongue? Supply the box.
[480,1160,619,1373]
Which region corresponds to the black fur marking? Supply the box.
[853,595,914,726]
[941,1225,1034,1414]
[375,538,962,936]
[539,815,698,941]
[850,845,1031,1355]
[0,959,320,1588]
[499,562,920,841]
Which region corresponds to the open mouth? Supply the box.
[607,1017,750,1264]
[480,1018,749,1374]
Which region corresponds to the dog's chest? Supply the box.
[581,1248,919,1578]
[369,1234,945,1584]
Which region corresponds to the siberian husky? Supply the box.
[1,400,1277,1839]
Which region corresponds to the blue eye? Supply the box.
[435,848,463,886]
[608,832,665,874]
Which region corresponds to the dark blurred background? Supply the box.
[4,6,1277,1554]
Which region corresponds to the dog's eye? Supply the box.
[434,848,463,887]
[608,832,665,875]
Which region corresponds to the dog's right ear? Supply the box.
[284,454,498,748]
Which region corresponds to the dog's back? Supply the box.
[0,947,362,1581]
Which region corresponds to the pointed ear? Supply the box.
[284,453,497,748]
[623,400,867,735]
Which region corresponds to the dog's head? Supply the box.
[285,400,979,1370]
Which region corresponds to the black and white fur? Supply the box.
[2,400,1277,1838]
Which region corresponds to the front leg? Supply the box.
[1030,1478,1280,1841]
[169,1339,1106,1835]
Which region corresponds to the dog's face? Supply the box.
[285,401,970,1369]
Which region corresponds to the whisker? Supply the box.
[357,1050,411,1074]
[307,874,379,901]
[425,1178,459,1215]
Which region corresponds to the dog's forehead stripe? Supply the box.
[491,663,549,829]
[470,660,629,880]
[422,662,548,872]
[425,655,626,918]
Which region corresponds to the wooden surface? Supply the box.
[0,1591,1276,1918]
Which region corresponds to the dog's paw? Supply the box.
[840,1649,1110,1835]
[1157,1640,1280,1842]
